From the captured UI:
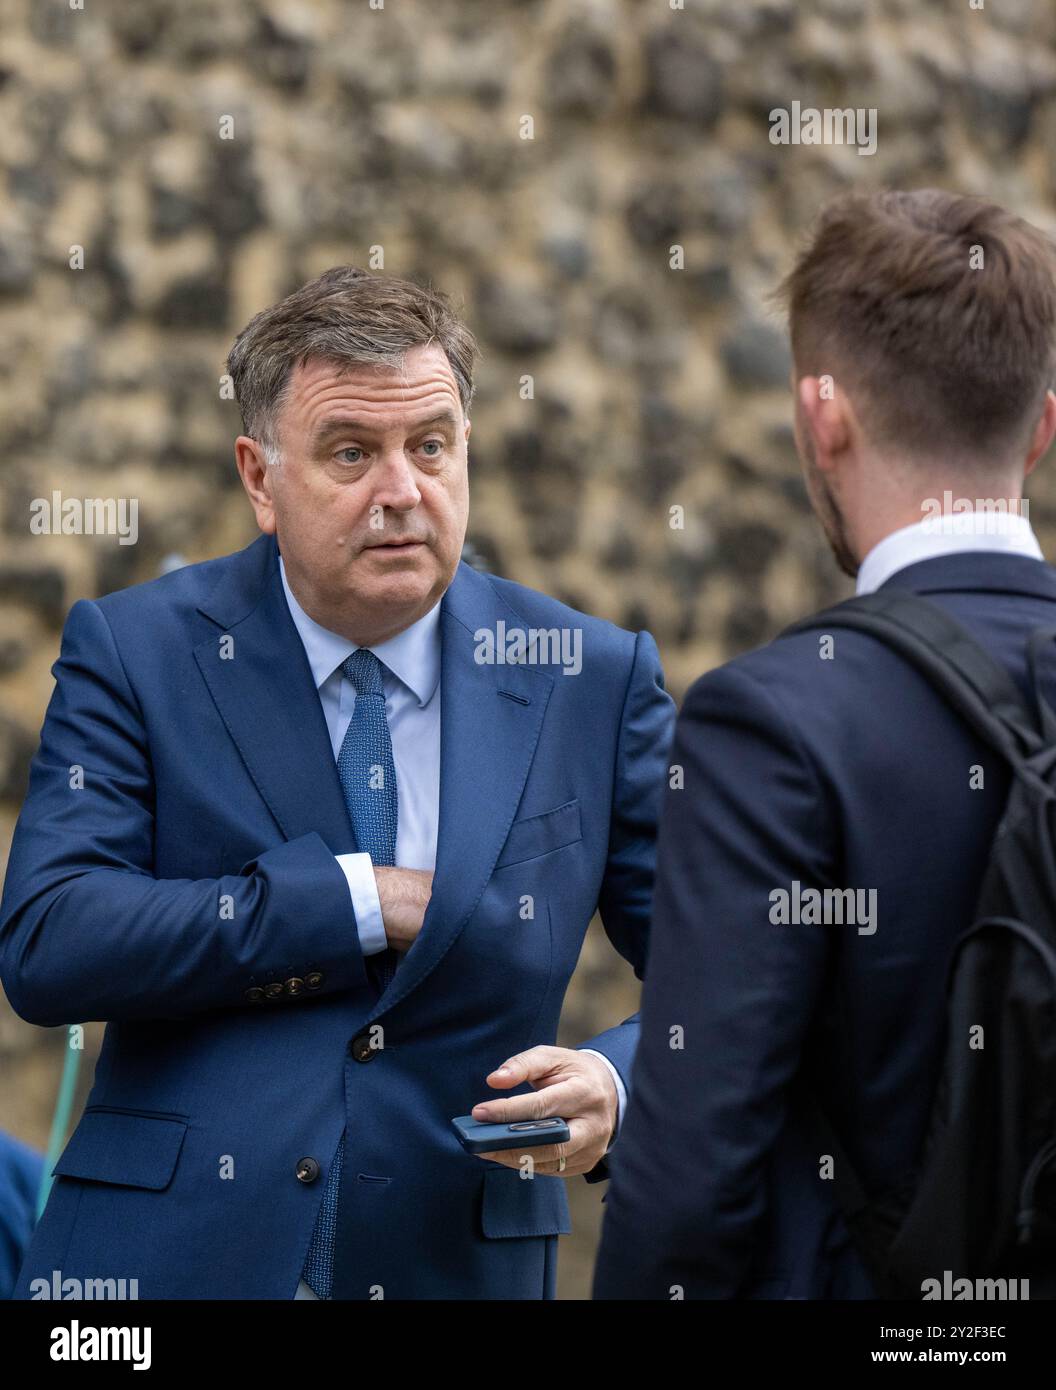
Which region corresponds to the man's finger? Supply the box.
[483,1046,564,1090]
[471,1081,577,1125]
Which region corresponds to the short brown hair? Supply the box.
[773,189,1056,460]
[226,266,480,458]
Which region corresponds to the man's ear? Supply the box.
[797,375,852,473]
[234,436,277,534]
[1024,389,1056,477]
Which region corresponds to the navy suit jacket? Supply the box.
[593,551,1056,1299]
[0,532,674,1300]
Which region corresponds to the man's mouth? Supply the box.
[366,539,426,550]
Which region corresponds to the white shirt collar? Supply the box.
[278,554,442,707]
[855,510,1044,596]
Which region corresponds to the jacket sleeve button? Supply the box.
[244,987,265,1004]
[305,971,324,990]
[264,982,285,1001]
[284,977,305,997]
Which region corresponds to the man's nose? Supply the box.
[372,449,422,512]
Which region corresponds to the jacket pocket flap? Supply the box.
[494,799,581,870]
[481,1166,572,1238]
[52,1108,188,1191]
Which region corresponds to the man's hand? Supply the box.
[374,867,433,953]
[470,1046,618,1177]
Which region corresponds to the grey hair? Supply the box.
[226,266,480,462]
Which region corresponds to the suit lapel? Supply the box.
[372,563,555,1016]
[193,533,356,855]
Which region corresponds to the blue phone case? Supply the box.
[451,1114,570,1154]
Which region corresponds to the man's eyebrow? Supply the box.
[308,411,461,450]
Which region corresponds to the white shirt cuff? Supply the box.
[335,852,387,956]
[579,1049,626,1152]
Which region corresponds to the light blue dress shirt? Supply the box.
[277,556,626,1124]
[280,555,442,953]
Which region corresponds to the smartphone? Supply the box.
[451,1114,571,1155]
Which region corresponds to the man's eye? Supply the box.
[337,447,364,465]
[420,440,443,457]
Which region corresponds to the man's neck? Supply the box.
[851,482,1025,568]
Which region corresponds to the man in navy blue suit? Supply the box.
[594,189,1056,1299]
[0,267,674,1299]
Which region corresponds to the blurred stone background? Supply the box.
[2,0,1056,1298]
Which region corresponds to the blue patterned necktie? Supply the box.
[302,647,400,1299]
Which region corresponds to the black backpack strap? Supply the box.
[1027,627,1056,745]
[783,588,1043,763]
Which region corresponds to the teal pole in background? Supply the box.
[35,1027,81,1220]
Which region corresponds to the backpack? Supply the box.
[783,586,1056,1299]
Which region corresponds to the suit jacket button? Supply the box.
[296,1157,320,1183]
[285,977,305,997]
[305,971,324,990]
[264,982,284,1001]
[244,987,265,1004]
[350,1033,377,1063]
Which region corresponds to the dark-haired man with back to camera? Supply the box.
[594,189,1056,1299]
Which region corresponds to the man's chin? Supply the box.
[354,552,443,603]
[834,549,859,580]
[816,516,859,581]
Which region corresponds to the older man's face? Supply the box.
[241,343,470,642]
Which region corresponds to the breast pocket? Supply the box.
[494,799,582,870]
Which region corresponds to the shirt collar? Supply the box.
[279,554,442,707]
[856,509,1044,597]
